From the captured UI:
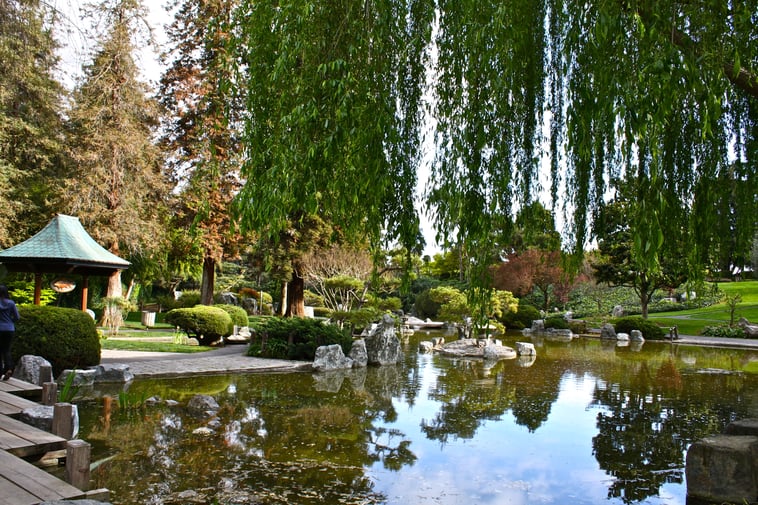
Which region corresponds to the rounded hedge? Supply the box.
[216,304,249,328]
[500,303,540,330]
[249,317,352,360]
[544,315,570,330]
[165,306,233,346]
[14,305,100,375]
[614,316,665,340]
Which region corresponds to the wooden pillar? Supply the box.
[34,272,42,305]
[65,439,91,491]
[41,382,58,406]
[81,275,89,311]
[52,402,75,439]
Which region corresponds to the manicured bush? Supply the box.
[14,305,100,375]
[614,316,665,340]
[248,317,352,360]
[216,304,249,328]
[500,303,540,330]
[165,305,233,346]
[544,315,570,330]
[568,319,588,334]
[313,307,332,318]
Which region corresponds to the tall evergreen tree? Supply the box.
[65,0,167,299]
[0,0,67,245]
[160,0,243,306]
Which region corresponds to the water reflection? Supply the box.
[76,336,758,504]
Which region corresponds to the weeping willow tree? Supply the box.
[230,0,757,286]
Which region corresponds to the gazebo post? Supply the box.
[34,273,42,305]
[81,275,89,312]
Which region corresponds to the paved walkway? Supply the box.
[100,335,758,379]
[100,345,311,378]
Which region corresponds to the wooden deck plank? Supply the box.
[0,391,38,417]
[0,378,42,399]
[0,450,85,504]
[0,414,66,457]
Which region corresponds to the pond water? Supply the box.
[74,333,758,505]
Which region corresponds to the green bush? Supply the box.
[331,307,382,334]
[216,304,249,328]
[614,316,665,340]
[165,306,233,346]
[544,315,570,330]
[568,320,588,334]
[313,306,332,318]
[500,303,540,330]
[248,317,352,360]
[702,324,748,339]
[413,289,441,319]
[14,305,100,375]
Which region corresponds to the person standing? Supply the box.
[0,285,20,380]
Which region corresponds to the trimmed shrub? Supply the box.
[544,315,570,330]
[568,320,588,334]
[500,303,540,330]
[248,317,352,361]
[313,307,332,318]
[614,316,665,340]
[216,304,249,328]
[702,324,748,339]
[165,306,233,346]
[14,305,100,375]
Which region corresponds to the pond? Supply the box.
[73,333,758,505]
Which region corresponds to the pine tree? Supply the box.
[160,0,244,305]
[0,0,67,245]
[65,0,168,299]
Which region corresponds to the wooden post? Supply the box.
[65,439,90,491]
[34,272,42,305]
[81,275,90,311]
[52,402,74,439]
[41,382,58,406]
[38,364,53,385]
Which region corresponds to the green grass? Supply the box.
[100,338,215,353]
[648,280,758,335]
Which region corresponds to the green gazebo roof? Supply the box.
[0,214,130,275]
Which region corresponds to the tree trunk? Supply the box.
[200,255,215,305]
[285,272,306,317]
[106,270,123,298]
[279,282,288,316]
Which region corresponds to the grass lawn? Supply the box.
[100,338,215,353]
[648,280,758,335]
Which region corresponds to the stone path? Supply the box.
[100,345,311,378]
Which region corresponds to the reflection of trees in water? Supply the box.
[88,369,415,505]
[591,359,750,504]
[419,352,565,442]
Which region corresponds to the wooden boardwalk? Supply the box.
[0,377,96,504]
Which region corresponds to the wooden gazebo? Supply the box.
[0,214,130,311]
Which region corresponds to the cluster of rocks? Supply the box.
[686,418,758,504]
[521,320,574,342]
[599,323,645,343]
[418,336,536,362]
[738,317,758,338]
[312,314,402,372]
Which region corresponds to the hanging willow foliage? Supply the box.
[230,0,757,278]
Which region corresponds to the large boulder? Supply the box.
[515,342,536,356]
[313,344,354,372]
[364,314,403,365]
[600,323,617,340]
[15,355,53,385]
[686,434,758,504]
[19,404,79,438]
[738,318,758,337]
[348,339,368,368]
[91,364,134,383]
[58,369,97,388]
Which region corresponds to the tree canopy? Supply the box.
[229,0,757,279]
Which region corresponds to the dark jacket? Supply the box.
[0,299,20,332]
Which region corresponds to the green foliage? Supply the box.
[58,370,81,403]
[413,289,442,319]
[248,317,352,360]
[500,303,540,330]
[429,286,470,323]
[14,306,100,376]
[313,307,332,318]
[330,307,383,334]
[702,325,749,339]
[544,316,570,330]
[6,281,56,306]
[216,304,249,328]
[165,306,233,346]
[614,316,665,341]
